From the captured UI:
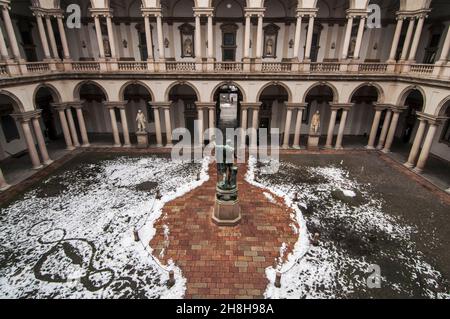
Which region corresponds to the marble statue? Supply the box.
[266,39,274,56]
[311,110,321,134]
[184,38,193,56]
[136,109,147,132]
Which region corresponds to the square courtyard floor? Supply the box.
[0,150,449,299]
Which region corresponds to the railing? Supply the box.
[358,63,388,73]
[214,62,243,72]
[410,64,434,75]
[0,64,7,77]
[310,62,340,72]
[26,62,50,73]
[262,62,292,72]
[166,62,196,72]
[71,62,101,72]
[118,62,148,71]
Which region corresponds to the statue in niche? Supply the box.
[184,38,193,57]
[103,38,111,57]
[266,38,274,56]
[136,109,147,132]
[311,111,321,134]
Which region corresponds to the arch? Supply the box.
[118,80,155,101]
[165,81,200,102]
[33,83,63,108]
[436,96,450,116]
[0,90,25,113]
[348,82,384,104]
[396,85,426,109]
[302,82,339,103]
[210,81,247,103]
[256,81,293,103]
[73,80,109,101]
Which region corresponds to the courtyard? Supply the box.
[0,150,448,299]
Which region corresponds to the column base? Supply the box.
[335,146,344,150]
[381,148,390,154]
[32,165,44,170]
[155,144,163,148]
[81,144,91,148]
[123,144,132,148]
[403,162,414,169]
[113,144,122,148]
[0,184,11,192]
[292,145,301,150]
[445,188,450,194]
[66,146,76,151]
[365,145,375,150]
[43,159,54,166]
[282,144,290,149]
[165,144,173,148]
[413,167,423,174]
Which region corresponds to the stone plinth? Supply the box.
[213,186,241,226]
[307,133,320,151]
[136,132,149,148]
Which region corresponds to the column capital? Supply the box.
[389,105,408,113]
[151,101,171,109]
[103,101,126,109]
[193,7,214,17]
[0,1,10,10]
[416,112,447,125]
[142,8,162,17]
[67,101,84,109]
[285,102,307,110]
[11,110,42,122]
[241,102,261,110]
[396,9,431,19]
[195,102,215,109]
[345,9,369,19]
[296,8,318,18]
[89,8,113,18]
[373,103,393,111]
[244,7,266,16]
[330,103,353,111]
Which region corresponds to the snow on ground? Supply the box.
[245,156,449,299]
[0,154,209,299]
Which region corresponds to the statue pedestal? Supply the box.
[213,186,241,226]
[307,133,320,151]
[136,132,149,148]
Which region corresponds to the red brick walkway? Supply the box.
[150,163,298,299]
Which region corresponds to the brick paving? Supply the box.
[150,163,298,299]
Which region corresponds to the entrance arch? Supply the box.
[168,83,199,141]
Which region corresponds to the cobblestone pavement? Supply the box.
[150,163,298,299]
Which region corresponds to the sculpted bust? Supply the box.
[136,109,147,133]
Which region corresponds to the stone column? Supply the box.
[366,107,383,149]
[251,106,260,148]
[107,105,121,147]
[74,104,90,147]
[282,106,293,149]
[255,13,264,59]
[36,14,52,59]
[304,15,315,60]
[408,16,426,62]
[335,108,350,149]
[293,107,305,149]
[55,105,74,150]
[292,14,303,60]
[414,121,438,173]
[382,109,402,153]
[353,17,366,60]
[342,15,354,59]
[388,17,404,62]
[194,13,202,62]
[57,15,70,59]
[377,109,393,149]
[437,25,450,64]
[20,120,42,169]
[208,105,215,141]
[207,13,214,60]
[0,167,10,191]
[143,15,154,60]
[197,105,204,146]
[240,106,248,147]
[65,108,80,147]
[45,15,59,59]
[118,105,131,147]
[325,108,338,148]
[1,4,21,60]
[93,15,106,59]
[244,13,251,59]
[156,13,165,60]
[152,105,163,147]
[31,116,52,165]
[400,18,415,61]
[404,118,427,168]
[0,20,10,60]
[105,14,117,59]
[163,104,173,146]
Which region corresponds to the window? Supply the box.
[221,24,238,61]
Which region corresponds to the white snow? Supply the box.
[0,155,210,299]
